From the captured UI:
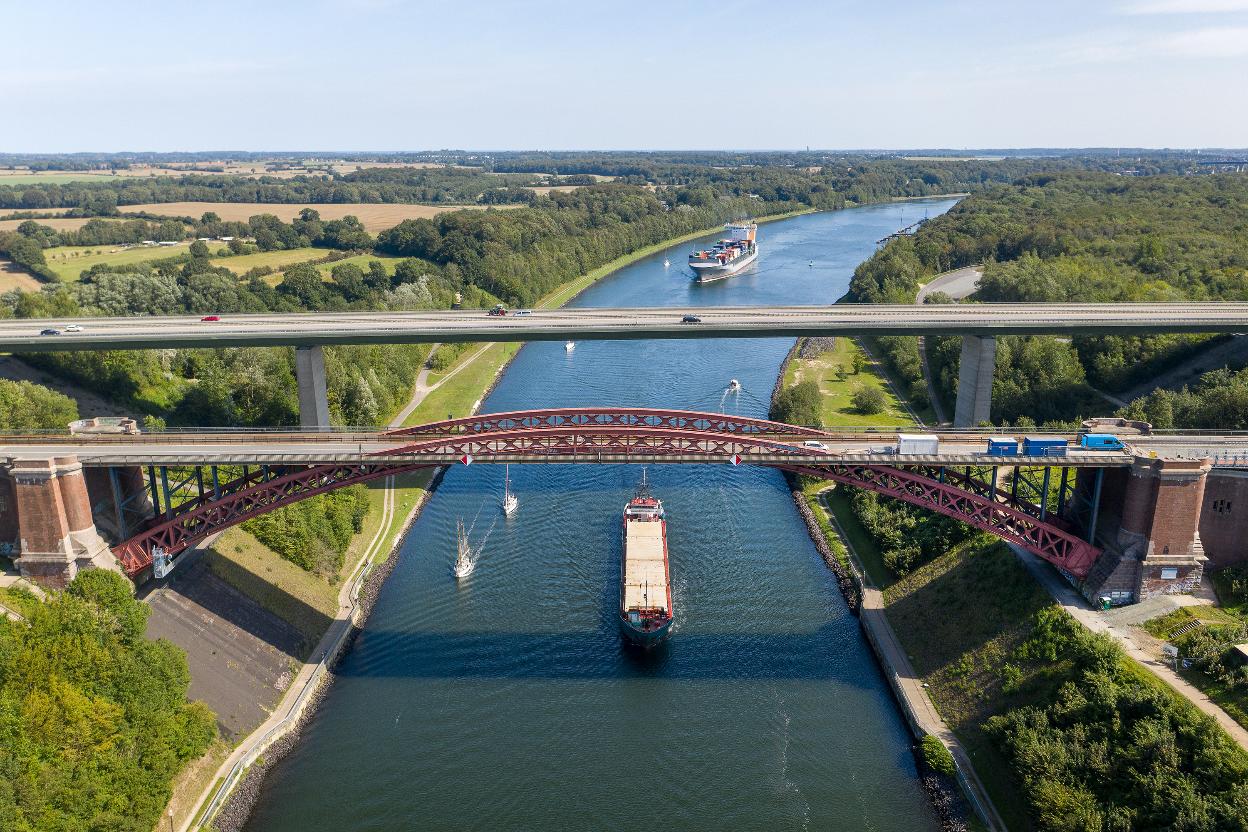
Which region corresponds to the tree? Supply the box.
[851,350,867,374]
[279,263,328,307]
[188,239,210,259]
[331,263,366,301]
[771,379,822,427]
[852,384,887,415]
[0,379,78,430]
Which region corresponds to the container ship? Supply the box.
[619,473,673,647]
[688,221,758,283]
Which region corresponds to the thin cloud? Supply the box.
[1160,25,1248,55]
[1121,0,1248,13]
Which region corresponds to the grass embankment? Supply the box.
[1142,600,1248,731]
[783,337,914,427]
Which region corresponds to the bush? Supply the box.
[919,734,956,776]
[243,485,370,575]
[851,384,888,415]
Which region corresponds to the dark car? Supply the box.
[487,305,508,317]
[681,315,702,324]
[39,328,61,336]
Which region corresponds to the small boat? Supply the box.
[565,341,575,352]
[452,519,474,579]
[502,465,518,516]
[663,258,670,268]
[808,260,814,268]
[728,378,741,392]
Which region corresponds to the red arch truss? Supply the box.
[782,464,1100,577]
[110,408,1101,579]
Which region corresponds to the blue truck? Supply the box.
[1022,436,1068,457]
[986,437,1018,455]
[1079,433,1125,450]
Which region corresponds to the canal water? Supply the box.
[244,199,960,831]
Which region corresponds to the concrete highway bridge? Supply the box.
[5,302,1248,427]
[3,408,1246,609]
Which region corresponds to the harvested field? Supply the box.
[0,172,119,185]
[0,261,41,292]
[120,202,515,231]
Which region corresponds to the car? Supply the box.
[200,315,221,322]
[802,440,829,451]
[39,328,60,336]
[514,309,533,315]
[681,315,702,324]
[64,324,83,333]
[487,305,508,317]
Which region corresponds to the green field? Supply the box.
[43,242,195,281]
[314,253,404,278]
[782,337,916,427]
[0,173,119,185]
[209,247,325,275]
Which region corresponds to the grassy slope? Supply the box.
[43,241,193,280]
[883,539,1056,832]
[783,337,913,427]
[208,247,325,274]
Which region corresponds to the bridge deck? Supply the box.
[4,302,1248,352]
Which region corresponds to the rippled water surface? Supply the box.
[245,200,959,831]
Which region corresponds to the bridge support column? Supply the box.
[1083,458,1210,605]
[6,456,120,589]
[953,335,995,427]
[295,345,331,429]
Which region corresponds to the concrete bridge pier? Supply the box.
[4,456,121,588]
[953,335,995,427]
[1081,457,1211,605]
[295,345,331,429]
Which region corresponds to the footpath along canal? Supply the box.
[242,199,961,831]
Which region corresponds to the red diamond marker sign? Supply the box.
[460,454,473,465]
[728,454,743,466]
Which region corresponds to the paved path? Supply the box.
[389,343,493,426]
[1010,545,1248,751]
[916,266,982,303]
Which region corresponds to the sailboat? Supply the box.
[663,258,670,268]
[502,465,518,516]
[565,341,575,352]
[452,518,475,579]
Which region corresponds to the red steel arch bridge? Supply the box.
[63,406,1158,579]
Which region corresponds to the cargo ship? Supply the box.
[619,472,673,648]
[688,221,758,283]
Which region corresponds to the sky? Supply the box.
[3,0,1247,152]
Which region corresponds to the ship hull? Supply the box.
[619,614,672,648]
[689,247,759,283]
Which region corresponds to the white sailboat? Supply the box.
[452,518,475,579]
[663,258,670,268]
[502,465,519,516]
[565,341,575,352]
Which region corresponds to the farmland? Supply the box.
[209,247,326,275]
[43,241,198,281]
[119,202,517,231]
[0,260,42,292]
[0,216,131,233]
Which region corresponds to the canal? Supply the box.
[244,199,961,831]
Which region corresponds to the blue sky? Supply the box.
[3,0,1246,151]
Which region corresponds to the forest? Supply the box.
[849,172,1248,426]
[0,571,215,832]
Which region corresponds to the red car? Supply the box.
[487,305,507,317]
[200,315,221,322]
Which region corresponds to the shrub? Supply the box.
[919,735,956,776]
[851,384,888,415]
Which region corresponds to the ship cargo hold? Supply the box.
[619,479,673,648]
[688,221,759,283]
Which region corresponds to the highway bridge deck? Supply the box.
[3,302,1248,352]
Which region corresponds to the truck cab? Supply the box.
[1080,433,1124,450]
